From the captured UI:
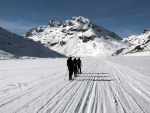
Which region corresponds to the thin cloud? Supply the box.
[115,28,140,38]
[0,19,40,35]
[93,13,150,23]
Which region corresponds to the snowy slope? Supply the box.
[0,27,63,59]
[0,57,150,113]
[115,29,150,55]
[25,16,124,57]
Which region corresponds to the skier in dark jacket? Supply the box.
[77,58,82,74]
[73,58,78,77]
[67,57,74,80]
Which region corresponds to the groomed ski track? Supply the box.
[0,58,150,113]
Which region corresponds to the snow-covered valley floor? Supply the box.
[0,57,150,113]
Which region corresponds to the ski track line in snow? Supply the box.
[14,77,67,113]
[62,64,99,113]
[0,72,61,101]
[104,60,150,113]
[0,72,65,112]
[0,72,60,95]
[61,65,98,113]
[37,63,98,113]
[38,61,112,113]
[36,80,78,113]
[108,60,150,101]
[44,59,148,113]
[13,74,66,113]
[0,58,150,113]
[15,62,97,113]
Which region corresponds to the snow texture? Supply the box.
[0,56,150,113]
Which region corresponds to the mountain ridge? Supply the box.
[25,16,124,57]
[114,28,150,55]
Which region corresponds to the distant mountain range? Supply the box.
[0,27,63,59]
[1,16,149,58]
[114,28,150,55]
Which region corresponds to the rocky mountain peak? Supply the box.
[71,16,91,24]
[61,16,93,32]
[48,20,62,27]
[24,16,123,56]
[143,28,150,34]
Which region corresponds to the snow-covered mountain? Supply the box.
[25,16,124,57]
[0,27,63,59]
[114,29,150,55]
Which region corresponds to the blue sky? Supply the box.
[0,0,149,38]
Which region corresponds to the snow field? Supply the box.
[0,57,150,113]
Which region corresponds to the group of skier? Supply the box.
[67,57,82,80]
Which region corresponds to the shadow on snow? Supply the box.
[75,73,114,81]
[76,79,114,81]
[82,73,109,75]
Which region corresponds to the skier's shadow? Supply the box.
[76,72,114,81]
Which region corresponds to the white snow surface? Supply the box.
[0,56,150,113]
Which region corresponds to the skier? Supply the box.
[67,57,74,80]
[77,58,82,74]
[73,58,78,77]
